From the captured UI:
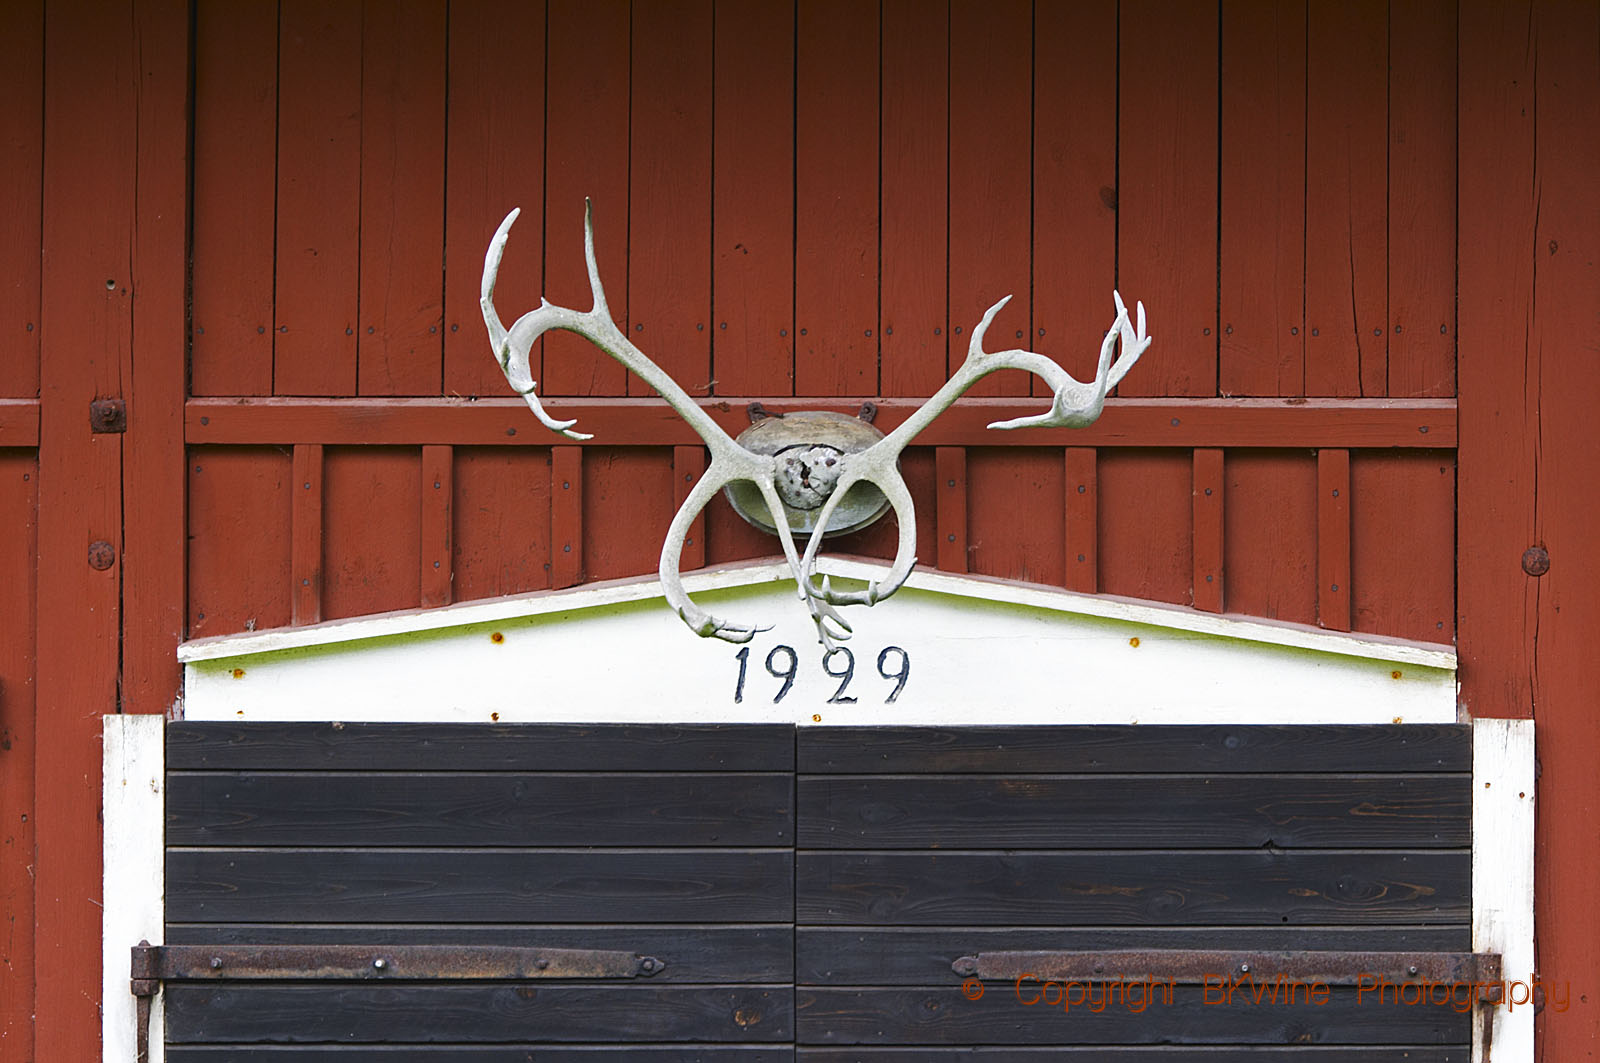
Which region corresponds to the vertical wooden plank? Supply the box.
[291,444,324,625]
[123,0,189,717]
[1063,447,1098,593]
[1457,0,1535,720]
[583,448,676,581]
[1219,0,1306,395]
[948,0,1031,397]
[934,447,968,573]
[442,0,545,397]
[543,0,630,397]
[551,445,584,588]
[358,0,447,396]
[1304,0,1387,396]
[1191,448,1224,612]
[0,453,37,1061]
[322,448,422,620]
[1223,450,1317,626]
[1315,448,1350,631]
[1097,450,1191,605]
[795,0,880,396]
[879,0,948,397]
[274,0,361,395]
[967,449,1064,587]
[1118,0,1219,397]
[190,0,276,396]
[1351,451,1454,642]
[630,0,713,398]
[714,0,795,395]
[673,445,708,572]
[1033,0,1118,387]
[36,2,132,1051]
[1527,6,1600,1058]
[1387,0,1458,398]
[420,444,454,607]
[450,447,552,602]
[0,0,42,397]
[188,448,294,638]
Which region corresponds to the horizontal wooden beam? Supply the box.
[0,398,40,445]
[187,397,1456,448]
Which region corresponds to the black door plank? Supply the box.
[169,772,793,847]
[168,850,794,922]
[171,1050,795,1062]
[795,986,1467,1045]
[168,723,795,772]
[798,1050,1466,1061]
[796,927,1471,985]
[165,925,794,984]
[165,985,792,1043]
[798,726,1470,774]
[796,852,1467,924]
[798,775,1467,849]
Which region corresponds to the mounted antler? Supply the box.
[482,202,1151,646]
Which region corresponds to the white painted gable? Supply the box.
[178,557,1456,725]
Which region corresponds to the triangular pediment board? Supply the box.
[177,557,1457,724]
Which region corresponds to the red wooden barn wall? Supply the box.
[179,0,1460,641]
[0,0,1595,1059]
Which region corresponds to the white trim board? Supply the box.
[103,714,164,1063]
[179,557,1457,725]
[1472,717,1535,1063]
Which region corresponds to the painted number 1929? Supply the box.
[733,645,910,705]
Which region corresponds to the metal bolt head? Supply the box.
[372,958,387,970]
[88,540,116,571]
[1239,963,1250,973]
[210,957,223,970]
[1522,545,1550,577]
[1408,965,1419,976]
[90,398,128,433]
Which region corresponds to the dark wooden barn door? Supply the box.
[794,725,1475,1060]
[158,721,1474,1059]
[162,723,796,1059]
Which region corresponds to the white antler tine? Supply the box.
[481,207,522,348]
[582,197,610,319]
[968,295,1013,361]
[659,466,775,642]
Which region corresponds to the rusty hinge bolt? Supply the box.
[1522,546,1550,577]
[88,540,116,571]
[90,398,127,434]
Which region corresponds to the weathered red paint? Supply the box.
[356,0,447,397]
[629,0,713,400]
[8,1,1600,1057]
[36,2,131,1056]
[273,0,361,396]
[1220,0,1306,396]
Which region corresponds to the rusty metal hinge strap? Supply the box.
[952,949,1502,988]
[130,941,664,1063]
[132,942,663,984]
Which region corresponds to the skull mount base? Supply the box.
[723,410,891,538]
